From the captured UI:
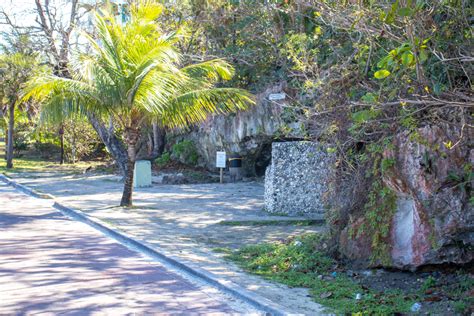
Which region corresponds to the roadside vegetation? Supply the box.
[221,234,473,314]
[0,141,109,175]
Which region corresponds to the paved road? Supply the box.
[7,172,326,315]
[0,182,251,315]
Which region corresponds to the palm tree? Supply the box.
[23,0,254,207]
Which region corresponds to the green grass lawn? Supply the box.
[0,141,111,175]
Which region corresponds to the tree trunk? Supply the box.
[4,127,8,160]
[59,124,65,164]
[86,113,129,177]
[120,130,139,207]
[120,151,135,207]
[6,103,15,169]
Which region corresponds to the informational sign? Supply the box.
[216,151,226,168]
[268,93,286,101]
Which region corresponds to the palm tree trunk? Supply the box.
[120,152,135,207]
[120,130,139,207]
[6,103,15,169]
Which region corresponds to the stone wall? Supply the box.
[264,141,334,217]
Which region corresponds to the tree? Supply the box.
[0,51,42,168]
[24,0,254,207]
[1,0,132,173]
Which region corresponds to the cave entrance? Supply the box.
[254,142,272,177]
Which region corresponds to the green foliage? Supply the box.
[24,0,254,131]
[155,140,200,167]
[346,140,398,264]
[225,234,415,314]
[364,180,398,264]
[421,276,437,292]
[228,234,333,277]
[380,157,396,173]
[155,151,171,167]
[374,69,390,79]
[351,108,381,124]
[171,140,199,166]
[62,116,102,163]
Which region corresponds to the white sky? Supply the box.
[0,0,37,32]
[0,0,105,51]
[0,0,100,33]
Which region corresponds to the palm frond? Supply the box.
[181,59,235,83]
[161,88,254,128]
[27,0,254,132]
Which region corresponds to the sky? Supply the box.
[0,0,103,50]
[0,1,35,32]
[0,0,100,33]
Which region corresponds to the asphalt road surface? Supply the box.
[0,182,253,315]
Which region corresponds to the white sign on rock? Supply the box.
[268,93,286,101]
[216,151,226,168]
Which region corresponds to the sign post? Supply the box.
[216,151,226,184]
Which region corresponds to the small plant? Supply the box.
[155,152,171,167]
[421,276,437,291]
[225,233,416,314]
[171,140,199,166]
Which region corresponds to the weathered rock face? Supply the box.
[385,125,473,269]
[264,141,334,217]
[339,125,473,270]
[184,83,303,177]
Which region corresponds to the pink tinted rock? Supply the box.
[383,125,473,269]
[338,125,473,270]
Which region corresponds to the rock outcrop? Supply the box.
[264,141,334,217]
[184,83,304,177]
[339,125,473,270]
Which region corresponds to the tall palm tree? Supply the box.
[23,0,254,207]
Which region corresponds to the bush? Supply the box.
[171,140,199,166]
[155,151,171,167]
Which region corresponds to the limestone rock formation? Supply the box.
[264,141,334,217]
[184,83,304,177]
[339,125,473,270]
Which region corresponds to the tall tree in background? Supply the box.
[0,51,42,168]
[1,0,132,172]
[24,0,254,206]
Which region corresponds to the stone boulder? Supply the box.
[264,141,334,217]
[339,125,473,270]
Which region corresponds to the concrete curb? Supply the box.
[0,174,54,199]
[0,173,291,316]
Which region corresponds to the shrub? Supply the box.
[171,140,199,166]
[155,151,171,167]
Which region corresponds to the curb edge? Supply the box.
[1,173,292,316]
